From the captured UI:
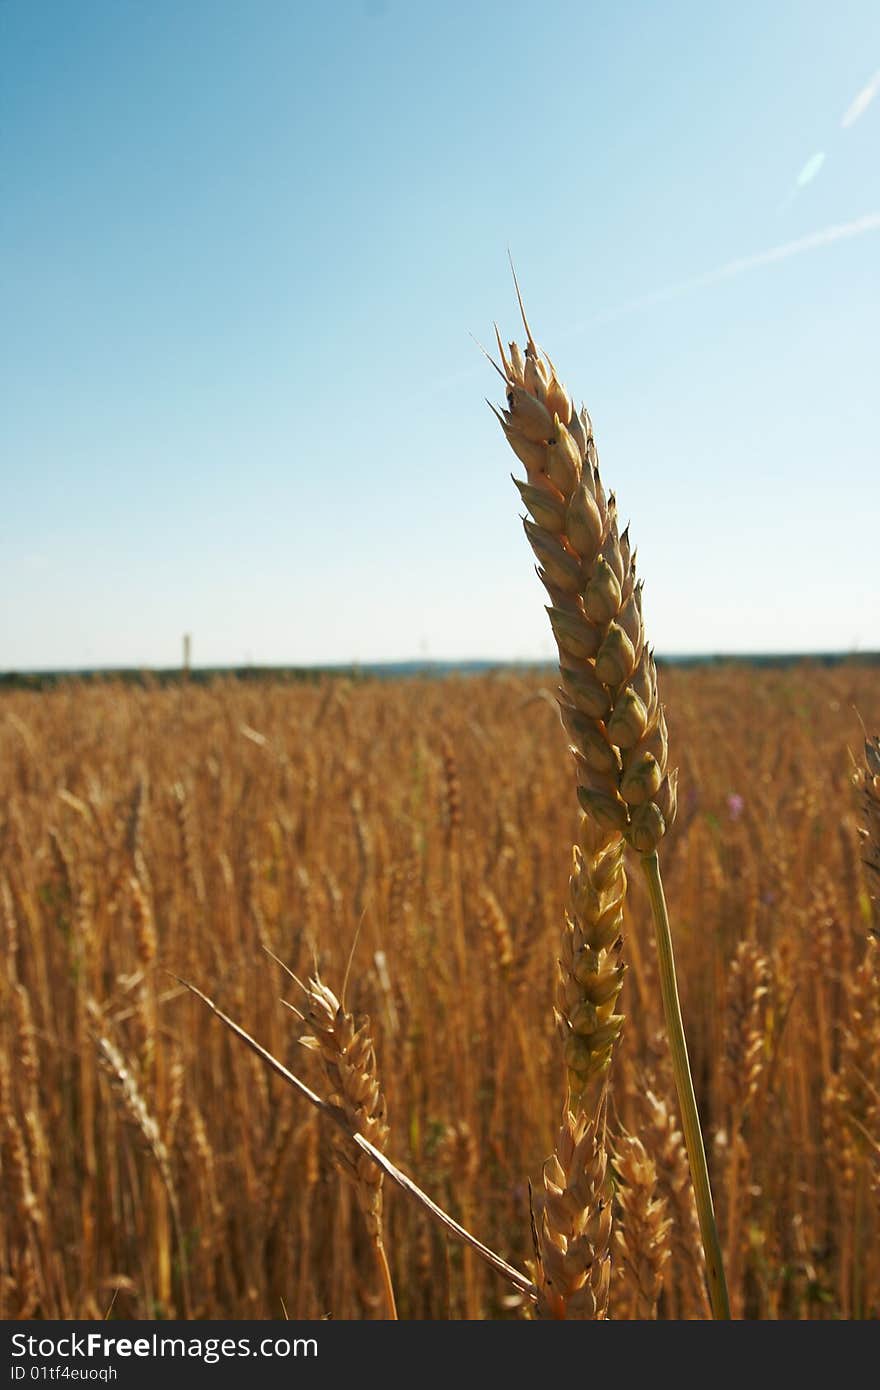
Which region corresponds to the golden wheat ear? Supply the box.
[855,732,880,931]
[293,968,397,1316]
[491,289,670,1100]
[489,285,729,1320]
[495,325,675,856]
[612,1129,672,1319]
[531,1098,613,1319]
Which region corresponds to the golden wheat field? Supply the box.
[1,661,878,1320]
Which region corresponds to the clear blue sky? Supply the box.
[2,0,878,669]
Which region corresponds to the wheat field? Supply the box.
[1,660,878,1319]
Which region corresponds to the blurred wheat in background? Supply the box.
[1,662,878,1317]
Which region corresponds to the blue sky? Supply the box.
[2,0,878,669]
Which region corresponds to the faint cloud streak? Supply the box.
[778,150,825,212]
[796,151,825,188]
[841,69,880,128]
[586,212,880,326]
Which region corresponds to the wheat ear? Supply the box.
[856,734,880,930]
[489,306,675,856]
[295,970,397,1317]
[491,289,728,1318]
[642,1085,711,1318]
[488,304,669,1095]
[531,1100,613,1319]
[613,1130,672,1318]
[557,816,627,1105]
[88,1002,191,1316]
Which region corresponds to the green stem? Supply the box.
[640,851,730,1320]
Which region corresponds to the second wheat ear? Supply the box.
[490,285,730,1320]
[296,971,397,1319]
[856,733,880,931]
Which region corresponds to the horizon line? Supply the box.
[4,649,879,681]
